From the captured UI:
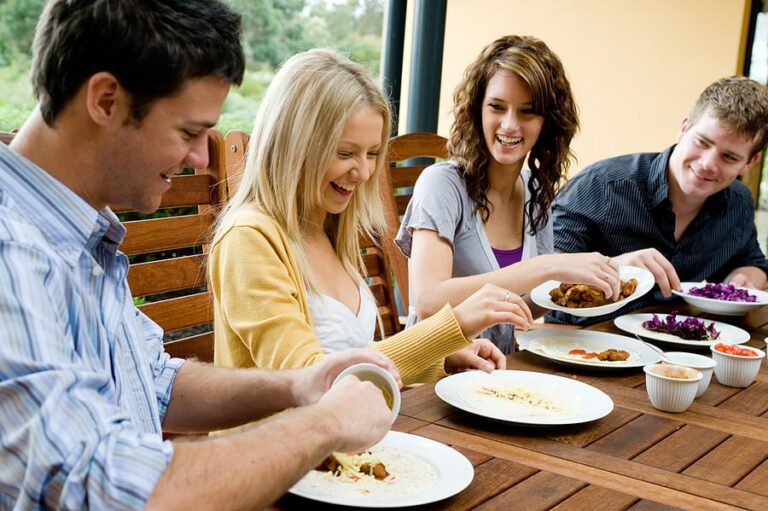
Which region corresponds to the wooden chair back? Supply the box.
[223,129,401,337]
[382,132,449,311]
[119,129,227,362]
[0,130,225,361]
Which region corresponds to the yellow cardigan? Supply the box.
[209,207,471,384]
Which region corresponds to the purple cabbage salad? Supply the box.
[641,311,720,341]
[688,283,757,303]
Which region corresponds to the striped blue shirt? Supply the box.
[550,146,768,325]
[0,143,183,509]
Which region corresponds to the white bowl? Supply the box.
[710,344,765,387]
[643,364,702,413]
[530,265,654,317]
[332,363,401,424]
[672,283,768,316]
[662,352,716,398]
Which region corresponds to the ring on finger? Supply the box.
[503,291,511,303]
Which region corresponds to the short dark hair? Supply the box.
[31,0,245,126]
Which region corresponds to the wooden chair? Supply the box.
[120,129,228,361]
[223,129,402,337]
[382,132,449,312]
[0,130,225,361]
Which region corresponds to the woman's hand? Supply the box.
[451,283,533,339]
[444,338,506,374]
[545,252,621,300]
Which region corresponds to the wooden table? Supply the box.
[276,309,768,510]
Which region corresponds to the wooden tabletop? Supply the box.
[275,307,768,510]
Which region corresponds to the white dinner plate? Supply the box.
[435,370,613,426]
[614,313,750,347]
[671,283,768,316]
[289,431,473,507]
[531,265,655,317]
[516,328,661,369]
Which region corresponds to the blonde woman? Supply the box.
[210,49,533,384]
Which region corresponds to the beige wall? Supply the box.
[399,0,751,174]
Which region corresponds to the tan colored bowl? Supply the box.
[643,364,701,413]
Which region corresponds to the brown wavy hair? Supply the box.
[448,35,578,233]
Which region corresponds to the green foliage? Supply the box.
[0,0,385,164]
[0,0,44,66]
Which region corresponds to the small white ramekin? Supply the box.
[711,345,765,388]
[644,364,702,413]
[332,363,401,424]
[663,352,717,398]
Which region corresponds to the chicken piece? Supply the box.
[563,284,610,307]
[549,287,566,306]
[597,349,630,361]
[550,278,638,308]
[620,278,638,298]
[360,462,389,480]
[316,454,341,474]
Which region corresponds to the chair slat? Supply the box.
[138,292,213,332]
[128,254,207,297]
[121,214,213,255]
[111,174,216,212]
[390,167,428,189]
[164,331,214,362]
[362,250,385,278]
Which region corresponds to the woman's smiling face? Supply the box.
[319,103,384,216]
[481,69,544,174]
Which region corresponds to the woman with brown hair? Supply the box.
[396,35,619,352]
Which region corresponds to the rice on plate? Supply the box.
[301,446,437,499]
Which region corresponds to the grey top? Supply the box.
[395,161,553,353]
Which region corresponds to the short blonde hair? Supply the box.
[215,48,392,293]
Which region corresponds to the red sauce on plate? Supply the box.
[568,349,600,359]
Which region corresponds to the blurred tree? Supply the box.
[228,0,309,68]
[0,0,44,65]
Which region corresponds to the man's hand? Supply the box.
[313,375,392,454]
[291,349,401,407]
[444,338,506,373]
[726,266,767,290]
[613,248,681,296]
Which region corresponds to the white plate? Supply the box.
[516,328,662,369]
[289,431,473,507]
[614,313,750,347]
[671,283,768,316]
[531,265,655,317]
[435,370,613,426]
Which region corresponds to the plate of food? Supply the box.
[516,328,661,369]
[435,370,613,426]
[614,311,750,347]
[289,431,473,507]
[671,282,768,316]
[530,265,654,317]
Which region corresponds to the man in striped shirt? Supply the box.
[0,1,395,509]
[551,76,768,325]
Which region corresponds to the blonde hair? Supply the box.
[215,48,391,296]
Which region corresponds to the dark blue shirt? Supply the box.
[549,145,768,325]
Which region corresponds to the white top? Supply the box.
[306,283,377,353]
